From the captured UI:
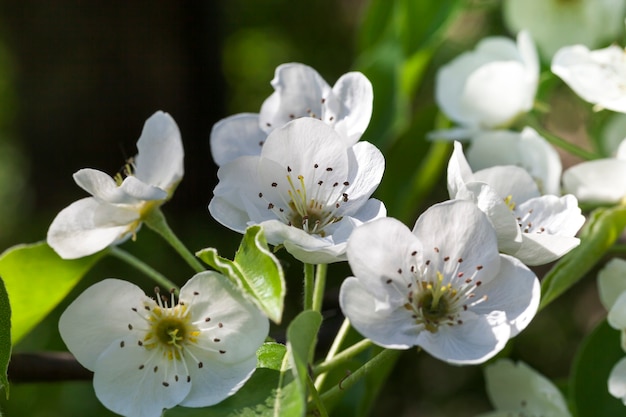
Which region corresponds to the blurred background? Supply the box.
[0,0,615,416]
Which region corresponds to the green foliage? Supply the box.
[540,206,626,310]
[257,342,287,371]
[196,226,285,324]
[0,241,103,345]
[571,320,625,416]
[0,278,10,398]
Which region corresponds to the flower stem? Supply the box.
[314,338,373,376]
[314,318,351,390]
[525,117,600,160]
[303,263,315,310]
[312,263,327,313]
[318,348,401,404]
[109,246,179,292]
[306,374,329,417]
[144,208,205,273]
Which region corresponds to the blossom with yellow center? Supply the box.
[47,111,184,259]
[209,117,386,264]
[59,272,269,417]
[339,200,540,365]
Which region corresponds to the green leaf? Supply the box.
[397,0,461,54]
[540,206,626,310]
[0,241,104,344]
[257,342,287,371]
[571,320,625,416]
[0,278,10,398]
[165,317,322,417]
[196,225,285,324]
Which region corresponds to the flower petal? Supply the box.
[471,254,539,336]
[331,71,373,143]
[74,169,164,204]
[47,197,139,259]
[93,341,191,417]
[447,141,475,198]
[341,141,385,213]
[339,277,417,349]
[609,357,626,404]
[598,258,626,311]
[416,316,510,364]
[562,158,626,203]
[472,165,539,203]
[58,278,154,370]
[608,292,626,331]
[209,113,267,166]
[133,111,184,193]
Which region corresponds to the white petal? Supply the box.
[93,341,190,417]
[598,258,626,311]
[472,165,539,203]
[259,63,332,132]
[341,141,385,212]
[484,359,570,415]
[608,292,626,330]
[447,141,475,198]
[180,272,269,363]
[609,357,626,403]
[471,254,540,336]
[461,182,523,255]
[466,127,562,196]
[74,169,162,204]
[47,197,139,259]
[58,278,154,370]
[339,277,417,349]
[562,159,626,203]
[181,354,257,407]
[209,113,267,166]
[133,111,184,192]
[413,200,501,286]
[331,71,373,143]
[346,217,423,298]
[552,44,626,113]
[416,316,510,365]
[514,233,581,266]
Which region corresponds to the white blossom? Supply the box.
[209,117,385,264]
[210,62,373,166]
[47,111,184,259]
[58,273,268,417]
[339,200,539,364]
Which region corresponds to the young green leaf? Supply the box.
[196,225,285,324]
[571,320,625,416]
[0,278,10,398]
[0,241,104,344]
[540,206,626,310]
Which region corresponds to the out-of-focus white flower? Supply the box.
[466,127,562,196]
[433,31,539,139]
[597,258,626,404]
[209,117,385,264]
[552,44,626,113]
[478,359,572,417]
[47,111,184,259]
[339,200,540,365]
[58,272,269,417]
[503,0,626,60]
[210,62,373,166]
[563,138,626,203]
[448,141,585,265]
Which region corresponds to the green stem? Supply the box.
[109,246,179,292]
[319,348,401,404]
[306,374,329,417]
[314,319,353,390]
[314,338,373,376]
[312,264,327,313]
[303,263,315,310]
[143,208,205,273]
[525,117,600,160]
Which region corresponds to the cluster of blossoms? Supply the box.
[49,6,626,409]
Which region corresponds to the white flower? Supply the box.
[59,272,269,417]
[597,258,626,403]
[433,31,539,138]
[448,141,585,266]
[47,111,184,259]
[503,0,626,60]
[563,137,626,203]
[339,200,540,365]
[210,62,373,166]
[478,359,572,417]
[552,44,626,113]
[209,117,385,264]
[465,127,563,196]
